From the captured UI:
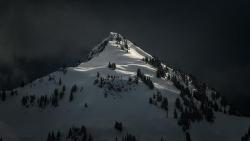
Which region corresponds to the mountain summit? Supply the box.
[87,32,151,60]
[0,32,249,141]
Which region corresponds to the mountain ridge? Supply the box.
[0,32,249,141]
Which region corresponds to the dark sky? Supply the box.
[0,0,250,110]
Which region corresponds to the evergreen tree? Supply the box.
[62,85,66,92]
[108,62,116,70]
[137,69,141,77]
[51,132,55,141]
[134,77,139,84]
[88,134,93,141]
[67,128,72,139]
[84,103,88,108]
[128,77,132,83]
[54,89,59,96]
[81,125,87,136]
[156,67,166,78]
[1,91,6,101]
[112,63,116,70]
[116,35,122,44]
[161,97,168,112]
[186,132,191,141]
[56,131,61,141]
[175,98,181,110]
[93,78,99,85]
[21,96,27,106]
[136,68,154,89]
[59,91,64,99]
[149,97,153,104]
[47,132,51,141]
[69,93,74,102]
[174,109,178,119]
[52,89,59,107]
[30,95,36,106]
[71,85,78,94]
[10,90,14,96]
[160,137,167,141]
[59,78,62,86]
[20,80,25,87]
[108,62,112,68]
[114,121,123,132]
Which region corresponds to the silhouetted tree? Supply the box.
[174,109,178,119]
[88,134,93,141]
[20,80,25,87]
[149,97,153,104]
[1,91,6,101]
[186,132,191,141]
[52,89,59,107]
[62,85,66,92]
[59,78,62,86]
[136,68,154,89]
[69,93,74,102]
[71,85,78,94]
[122,133,137,141]
[56,131,61,141]
[59,91,64,99]
[161,97,168,111]
[114,121,123,132]
[47,132,51,141]
[175,98,181,110]
[108,62,116,70]
[84,103,88,108]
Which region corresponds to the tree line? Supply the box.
[0,90,18,102]
[93,72,138,97]
[149,91,169,116]
[47,125,93,141]
[241,125,250,141]
[137,69,154,89]
[142,57,167,78]
[21,84,79,109]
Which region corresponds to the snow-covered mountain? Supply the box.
[0,32,249,141]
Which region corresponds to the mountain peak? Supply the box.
[109,32,123,39]
[1,31,249,141]
[87,32,121,60]
[86,32,152,67]
[87,32,128,60]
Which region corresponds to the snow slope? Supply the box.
[0,32,249,141]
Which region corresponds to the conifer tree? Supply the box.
[69,93,74,102]
[59,91,64,99]
[186,132,191,141]
[67,128,72,139]
[174,109,178,119]
[1,91,6,101]
[149,97,153,104]
[56,131,61,141]
[88,134,93,141]
[47,132,51,141]
[175,98,181,110]
[62,85,66,92]
[59,78,62,86]
[114,121,123,132]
